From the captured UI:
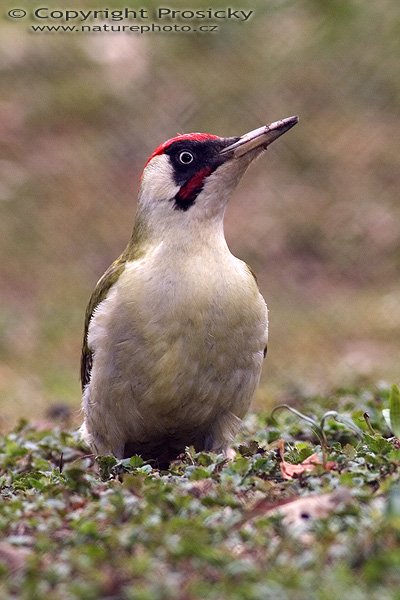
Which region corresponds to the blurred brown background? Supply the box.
[1,0,399,428]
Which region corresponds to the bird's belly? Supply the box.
[137,311,263,423]
[86,259,268,442]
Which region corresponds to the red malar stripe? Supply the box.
[177,166,213,201]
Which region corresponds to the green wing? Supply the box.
[80,216,149,390]
[80,257,126,390]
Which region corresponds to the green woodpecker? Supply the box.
[80,116,298,467]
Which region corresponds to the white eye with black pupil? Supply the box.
[179,151,194,164]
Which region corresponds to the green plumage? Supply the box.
[79,117,296,464]
[80,216,149,389]
[80,258,126,389]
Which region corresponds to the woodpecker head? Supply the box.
[136,116,298,242]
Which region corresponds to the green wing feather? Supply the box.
[80,257,126,390]
[80,215,149,390]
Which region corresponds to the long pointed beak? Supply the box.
[220,115,299,158]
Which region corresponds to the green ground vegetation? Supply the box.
[1,385,399,599]
[1,0,400,426]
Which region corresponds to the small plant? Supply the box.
[382,384,400,438]
[271,404,363,466]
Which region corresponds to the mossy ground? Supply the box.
[1,385,399,599]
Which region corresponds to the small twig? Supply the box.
[363,412,375,435]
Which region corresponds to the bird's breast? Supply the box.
[88,246,268,427]
[117,248,267,344]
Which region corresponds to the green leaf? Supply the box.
[363,433,393,455]
[189,467,210,481]
[389,384,400,438]
[96,454,117,480]
[129,455,145,468]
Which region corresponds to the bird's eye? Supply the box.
[178,151,194,165]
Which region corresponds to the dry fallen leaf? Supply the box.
[237,488,352,536]
[278,440,336,480]
[267,489,352,526]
